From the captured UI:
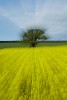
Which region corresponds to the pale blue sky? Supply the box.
[0,0,67,40]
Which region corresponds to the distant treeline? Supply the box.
[0,40,67,43]
[0,41,21,43]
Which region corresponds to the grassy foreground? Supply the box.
[0,46,67,100]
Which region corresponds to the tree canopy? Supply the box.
[22,28,48,47]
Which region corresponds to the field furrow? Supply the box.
[0,46,67,100]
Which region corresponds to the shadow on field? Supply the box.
[18,76,51,100]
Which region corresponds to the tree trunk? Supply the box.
[31,42,35,47]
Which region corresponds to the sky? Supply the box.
[0,0,67,41]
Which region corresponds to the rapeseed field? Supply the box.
[0,46,67,100]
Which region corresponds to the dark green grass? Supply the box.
[0,42,29,49]
[37,41,67,46]
[0,41,67,49]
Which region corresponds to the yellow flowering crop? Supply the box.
[0,46,67,100]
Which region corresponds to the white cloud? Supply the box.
[0,0,67,40]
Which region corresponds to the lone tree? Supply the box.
[22,28,48,47]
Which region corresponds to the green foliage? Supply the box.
[22,28,47,47]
